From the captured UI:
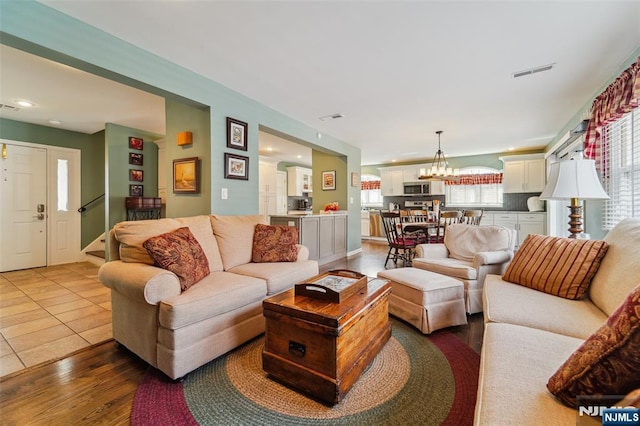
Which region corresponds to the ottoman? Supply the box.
[377,267,467,334]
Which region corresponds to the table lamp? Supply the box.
[539,156,609,238]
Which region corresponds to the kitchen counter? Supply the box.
[270,214,347,265]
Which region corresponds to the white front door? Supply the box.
[0,143,47,272]
[48,147,81,266]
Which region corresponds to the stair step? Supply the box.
[87,250,106,259]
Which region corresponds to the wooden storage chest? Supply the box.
[262,277,391,405]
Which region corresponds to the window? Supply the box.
[57,159,68,212]
[445,167,503,207]
[361,175,382,207]
[601,109,639,230]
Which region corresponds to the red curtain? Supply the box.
[584,56,640,159]
[446,173,503,186]
[361,180,381,190]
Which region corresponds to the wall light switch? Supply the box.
[221,188,228,199]
[350,197,354,204]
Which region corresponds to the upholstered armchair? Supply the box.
[413,224,516,314]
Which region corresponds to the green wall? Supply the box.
[312,151,348,214]
[105,123,161,229]
[165,99,211,218]
[0,118,105,248]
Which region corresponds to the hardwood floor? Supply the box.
[0,240,483,425]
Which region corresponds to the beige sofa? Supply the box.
[99,214,319,380]
[413,224,516,314]
[475,218,640,425]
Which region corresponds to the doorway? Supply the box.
[0,140,81,272]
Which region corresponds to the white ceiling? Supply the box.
[5,1,640,166]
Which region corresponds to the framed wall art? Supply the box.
[129,137,143,150]
[226,117,248,151]
[322,170,336,191]
[129,169,143,182]
[173,157,199,193]
[129,184,143,196]
[224,153,249,180]
[129,152,143,166]
[351,172,359,187]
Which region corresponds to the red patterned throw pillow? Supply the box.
[252,224,298,263]
[547,284,640,407]
[502,234,609,300]
[143,227,210,291]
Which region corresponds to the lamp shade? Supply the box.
[539,159,609,200]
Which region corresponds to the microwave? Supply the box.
[403,182,430,195]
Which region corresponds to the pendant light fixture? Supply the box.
[419,131,460,180]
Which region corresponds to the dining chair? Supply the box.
[461,209,484,226]
[428,210,463,243]
[381,212,418,268]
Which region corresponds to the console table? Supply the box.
[125,197,162,221]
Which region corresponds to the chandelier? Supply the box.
[418,131,460,180]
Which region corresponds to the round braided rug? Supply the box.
[131,319,479,426]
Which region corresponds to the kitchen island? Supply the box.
[270,213,347,266]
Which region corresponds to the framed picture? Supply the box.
[129,137,143,150]
[129,184,143,196]
[322,170,336,190]
[129,152,143,166]
[129,169,143,182]
[173,157,199,193]
[351,172,359,188]
[224,153,249,180]
[226,117,248,151]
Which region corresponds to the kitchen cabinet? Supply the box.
[259,159,278,222]
[380,170,404,196]
[287,166,312,196]
[501,155,545,193]
[270,214,347,265]
[487,212,546,247]
[403,167,421,183]
[430,180,445,195]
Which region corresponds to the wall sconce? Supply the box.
[177,131,192,146]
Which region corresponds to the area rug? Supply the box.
[131,319,479,425]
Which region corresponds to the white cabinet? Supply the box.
[259,159,278,222]
[380,170,404,196]
[501,155,545,193]
[516,213,545,246]
[287,166,312,196]
[488,212,546,247]
[403,167,421,183]
[430,180,445,195]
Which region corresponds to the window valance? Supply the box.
[446,173,503,186]
[584,56,640,160]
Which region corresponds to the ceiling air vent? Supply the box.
[0,104,21,112]
[512,63,555,79]
[319,113,344,121]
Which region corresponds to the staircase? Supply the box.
[84,237,106,266]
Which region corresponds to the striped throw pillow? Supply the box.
[502,234,609,300]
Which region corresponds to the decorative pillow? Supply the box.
[252,224,298,263]
[502,234,609,300]
[143,227,210,291]
[547,283,640,407]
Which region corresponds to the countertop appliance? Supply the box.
[297,198,311,211]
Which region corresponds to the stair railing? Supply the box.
[78,193,105,213]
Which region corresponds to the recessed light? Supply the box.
[15,99,35,107]
[266,147,273,151]
[48,119,62,125]
[296,155,302,159]
[508,147,515,151]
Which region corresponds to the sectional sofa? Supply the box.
[99,214,319,380]
[475,218,640,425]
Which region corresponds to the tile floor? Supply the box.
[0,262,111,378]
